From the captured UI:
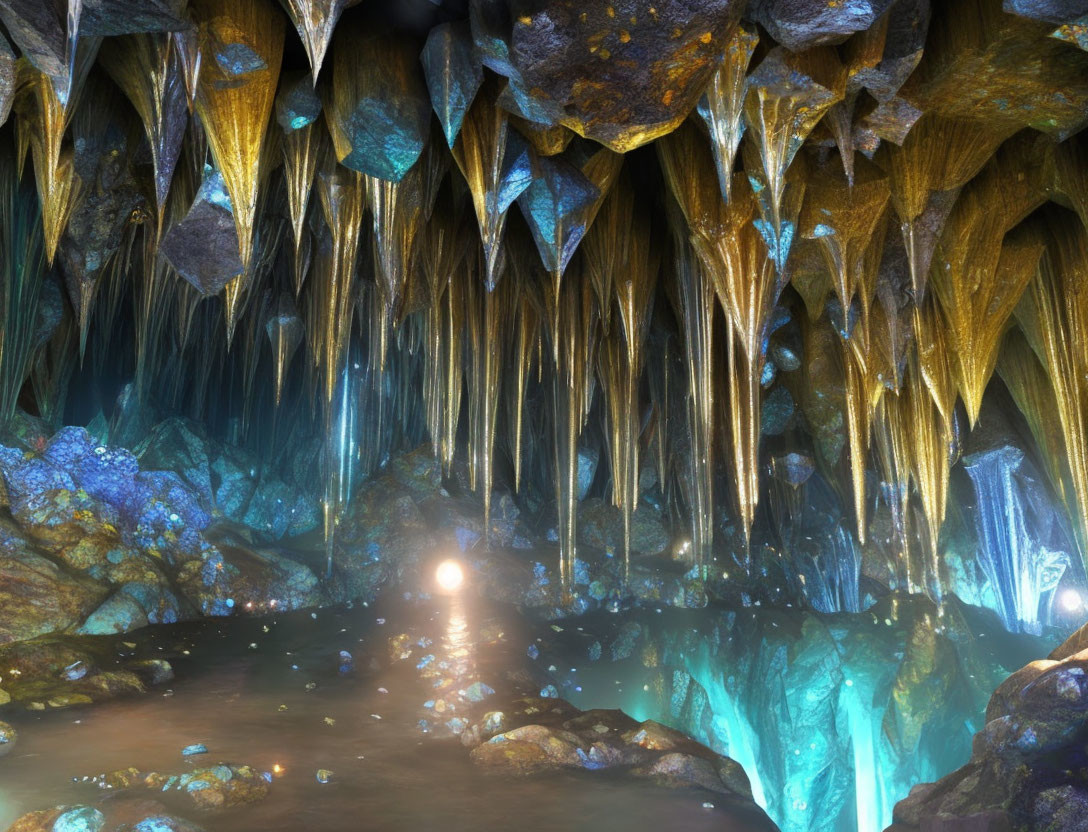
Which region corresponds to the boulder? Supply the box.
[0,519,108,644]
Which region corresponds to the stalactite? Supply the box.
[743,46,844,270]
[801,156,891,543]
[191,0,284,335]
[697,23,758,203]
[1016,210,1088,565]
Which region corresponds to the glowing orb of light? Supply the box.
[436,559,465,592]
[1059,588,1084,613]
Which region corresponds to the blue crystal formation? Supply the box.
[421,21,482,148]
[275,72,322,132]
[331,30,430,183]
[518,154,599,276]
[963,445,1070,634]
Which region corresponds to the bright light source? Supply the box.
[436,559,464,592]
[1059,588,1084,613]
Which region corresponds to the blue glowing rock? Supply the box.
[276,72,322,133]
[421,21,482,148]
[52,806,105,832]
[540,684,559,698]
[0,720,16,755]
[182,744,208,756]
[330,29,430,183]
[463,681,495,703]
[517,155,599,276]
[77,592,149,635]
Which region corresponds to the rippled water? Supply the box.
[0,598,769,832]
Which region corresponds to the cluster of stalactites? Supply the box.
[1,0,1087,602]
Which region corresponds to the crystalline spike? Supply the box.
[963,443,1070,634]
[421,20,483,150]
[266,292,304,408]
[100,32,188,229]
[697,22,758,203]
[192,0,283,281]
[276,72,324,295]
[929,144,1047,426]
[659,122,783,546]
[743,45,844,271]
[326,22,430,183]
[280,0,351,85]
[1015,209,1088,566]
[452,81,534,291]
[877,113,1013,302]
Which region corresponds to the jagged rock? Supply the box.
[0,518,109,644]
[748,0,897,51]
[888,621,1088,830]
[473,0,743,151]
[578,497,669,557]
[174,534,322,617]
[0,634,170,709]
[5,802,204,832]
[160,167,244,296]
[99,763,270,810]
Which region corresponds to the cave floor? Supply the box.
[0,593,770,832]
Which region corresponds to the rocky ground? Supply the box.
[888,619,1088,832]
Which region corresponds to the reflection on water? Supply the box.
[0,600,766,832]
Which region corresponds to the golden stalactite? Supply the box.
[699,23,758,203]
[1015,211,1088,563]
[14,60,84,266]
[743,45,844,267]
[929,144,1047,426]
[877,113,1013,302]
[419,198,470,464]
[192,0,284,315]
[800,155,890,542]
[99,33,188,233]
[507,229,544,494]
[281,0,350,85]
[314,158,364,408]
[997,328,1070,515]
[903,350,950,593]
[589,174,658,571]
[451,79,523,290]
[282,119,325,295]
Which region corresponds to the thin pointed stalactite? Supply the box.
[315,159,364,576]
[670,226,715,574]
[585,174,657,574]
[743,46,843,271]
[192,0,283,332]
[1016,211,1088,565]
[801,156,891,543]
[877,114,1012,303]
[548,262,597,592]
[697,23,758,204]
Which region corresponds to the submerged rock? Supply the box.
[0,719,16,756]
